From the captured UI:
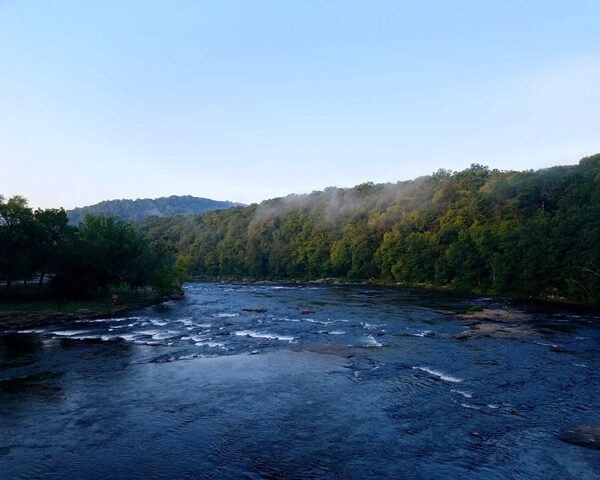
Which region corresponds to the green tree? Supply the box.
[0,195,35,289]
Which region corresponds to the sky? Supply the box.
[1,1,599,209]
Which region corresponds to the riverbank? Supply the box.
[0,292,183,330]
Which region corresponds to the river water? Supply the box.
[1,282,599,479]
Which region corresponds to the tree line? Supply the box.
[0,196,189,297]
[138,155,600,305]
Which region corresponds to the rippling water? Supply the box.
[1,282,599,479]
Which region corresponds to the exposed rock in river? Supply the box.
[559,426,600,449]
[455,308,537,339]
[457,323,536,339]
[456,308,527,324]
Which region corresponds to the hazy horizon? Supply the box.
[59,153,595,211]
[2,1,599,210]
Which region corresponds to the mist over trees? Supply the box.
[0,197,188,297]
[138,155,600,305]
[3,155,599,305]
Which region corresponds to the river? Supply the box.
[1,282,599,479]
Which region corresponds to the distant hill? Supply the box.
[67,195,243,224]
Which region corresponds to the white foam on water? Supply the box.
[69,335,102,341]
[304,319,330,325]
[361,322,377,329]
[138,329,162,337]
[317,330,346,335]
[177,317,194,326]
[138,329,179,340]
[118,334,139,341]
[50,330,88,337]
[77,316,140,324]
[195,341,227,349]
[413,330,433,337]
[134,340,161,346]
[451,389,473,398]
[213,313,239,318]
[74,318,112,324]
[487,404,499,409]
[573,363,588,368]
[197,323,212,328]
[234,330,295,342]
[175,353,202,360]
[150,319,168,327]
[461,403,481,410]
[109,323,135,330]
[316,329,345,335]
[413,366,463,383]
[535,341,559,348]
[364,335,383,347]
[17,329,46,334]
[281,317,300,322]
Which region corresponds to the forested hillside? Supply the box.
[67,195,242,224]
[138,155,600,304]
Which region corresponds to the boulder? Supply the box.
[559,426,600,449]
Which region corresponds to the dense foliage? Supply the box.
[138,155,600,305]
[67,195,242,224]
[0,197,189,297]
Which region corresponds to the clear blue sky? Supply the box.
[1,1,599,209]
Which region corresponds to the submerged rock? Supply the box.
[559,426,600,449]
[432,309,458,316]
[301,343,355,358]
[457,323,536,339]
[300,310,315,314]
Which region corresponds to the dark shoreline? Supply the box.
[0,294,183,331]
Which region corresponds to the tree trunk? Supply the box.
[6,257,12,291]
[38,270,45,287]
